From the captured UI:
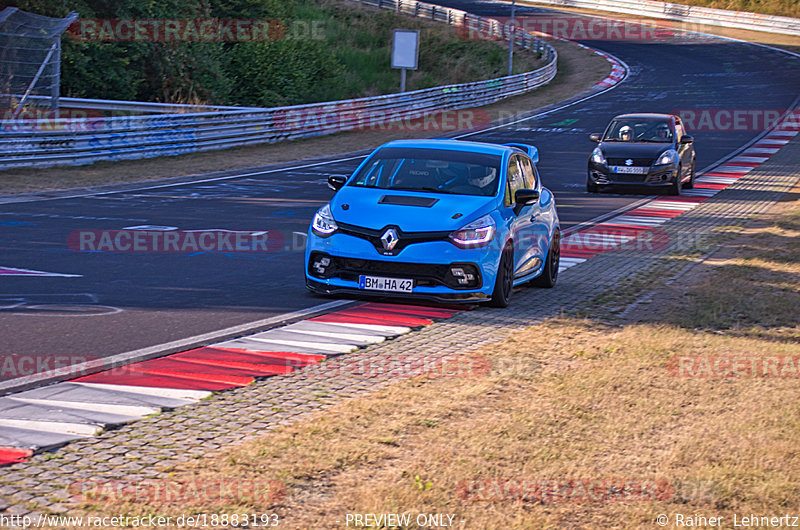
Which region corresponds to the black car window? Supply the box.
[505,155,525,207]
[350,147,502,197]
[518,156,537,189]
[604,119,674,143]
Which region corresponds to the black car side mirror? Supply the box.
[589,133,602,142]
[328,175,347,191]
[680,135,694,144]
[514,189,540,214]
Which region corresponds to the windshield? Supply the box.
[349,147,503,197]
[603,118,674,143]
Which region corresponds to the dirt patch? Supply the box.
[0,39,608,196]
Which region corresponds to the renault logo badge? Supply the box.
[380,228,399,251]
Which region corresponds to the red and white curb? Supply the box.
[572,42,626,90]
[558,110,800,273]
[0,302,462,466]
[591,50,626,89]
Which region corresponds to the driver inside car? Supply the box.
[655,123,671,141]
[619,125,633,141]
[467,166,497,194]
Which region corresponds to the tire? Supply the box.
[668,165,682,196]
[489,244,514,308]
[586,175,598,193]
[532,229,560,288]
[683,160,696,189]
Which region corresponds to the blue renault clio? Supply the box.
[305,139,560,307]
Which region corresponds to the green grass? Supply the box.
[285,0,541,104]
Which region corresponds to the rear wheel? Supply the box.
[489,244,514,308]
[532,229,560,288]
[683,160,696,189]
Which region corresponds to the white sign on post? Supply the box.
[391,29,419,92]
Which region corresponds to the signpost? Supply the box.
[508,0,516,76]
[391,29,420,92]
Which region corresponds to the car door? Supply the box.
[505,154,540,278]
[518,156,548,274]
[674,118,692,180]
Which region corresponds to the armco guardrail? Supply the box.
[525,0,800,36]
[0,0,556,170]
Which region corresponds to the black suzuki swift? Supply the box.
[587,113,696,195]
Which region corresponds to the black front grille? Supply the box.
[614,173,649,183]
[337,222,451,256]
[308,252,482,289]
[607,158,654,167]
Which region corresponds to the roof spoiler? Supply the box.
[503,143,539,164]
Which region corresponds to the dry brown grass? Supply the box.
[0,39,607,196]
[71,195,800,528]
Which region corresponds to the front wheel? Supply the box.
[489,244,514,308]
[668,165,682,196]
[586,175,598,193]
[532,229,560,288]
[683,160,696,189]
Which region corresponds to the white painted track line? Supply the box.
[0,419,101,437]
[73,382,212,401]
[7,398,159,418]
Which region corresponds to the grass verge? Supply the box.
[66,170,800,529]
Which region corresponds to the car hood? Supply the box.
[598,141,673,159]
[329,187,497,232]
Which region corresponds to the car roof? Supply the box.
[612,113,675,121]
[377,139,517,157]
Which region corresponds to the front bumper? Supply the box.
[304,230,500,302]
[587,160,678,187]
[306,278,490,303]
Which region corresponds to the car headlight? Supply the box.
[311,203,338,237]
[654,149,678,166]
[591,147,606,165]
[450,214,496,249]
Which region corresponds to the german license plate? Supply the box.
[358,275,413,293]
[612,165,648,174]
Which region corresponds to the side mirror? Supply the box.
[328,175,347,191]
[680,135,694,144]
[514,189,540,213]
[589,133,602,142]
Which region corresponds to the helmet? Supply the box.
[469,167,496,188]
[656,123,671,139]
[619,125,633,141]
